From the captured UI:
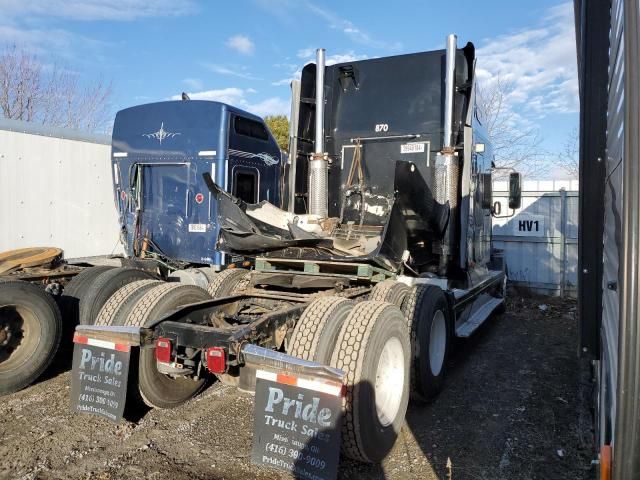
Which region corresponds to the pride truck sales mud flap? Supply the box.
[70,327,139,421]
[69,328,345,480]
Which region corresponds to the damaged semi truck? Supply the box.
[73,34,521,462]
[0,100,283,395]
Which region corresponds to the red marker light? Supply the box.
[155,337,172,363]
[206,347,226,373]
[195,193,204,204]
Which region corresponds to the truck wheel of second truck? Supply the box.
[59,266,114,327]
[79,267,157,325]
[0,280,62,395]
[125,283,212,409]
[403,285,451,403]
[330,301,410,463]
[206,268,250,297]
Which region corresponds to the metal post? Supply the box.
[559,188,567,298]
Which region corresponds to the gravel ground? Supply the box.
[0,293,594,480]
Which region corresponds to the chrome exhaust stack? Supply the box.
[287,79,301,212]
[443,34,457,152]
[436,34,459,275]
[309,48,328,218]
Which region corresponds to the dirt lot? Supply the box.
[0,293,594,480]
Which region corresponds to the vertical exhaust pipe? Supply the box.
[443,34,457,152]
[436,34,459,275]
[309,48,328,218]
[287,79,301,212]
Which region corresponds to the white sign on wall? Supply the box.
[513,214,546,237]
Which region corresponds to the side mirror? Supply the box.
[509,172,522,210]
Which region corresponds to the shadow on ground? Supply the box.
[338,293,594,480]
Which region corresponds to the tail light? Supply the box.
[155,337,172,363]
[206,347,226,373]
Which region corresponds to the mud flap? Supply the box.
[70,326,143,422]
[243,345,345,480]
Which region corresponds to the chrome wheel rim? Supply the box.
[374,336,405,426]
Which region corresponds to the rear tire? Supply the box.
[95,279,163,326]
[126,283,212,408]
[402,285,451,402]
[59,266,114,326]
[0,281,62,395]
[369,280,410,307]
[330,301,410,463]
[79,267,156,325]
[207,268,250,298]
[287,296,354,363]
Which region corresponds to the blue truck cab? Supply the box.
[111,100,282,267]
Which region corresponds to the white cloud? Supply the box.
[272,77,297,86]
[325,52,368,66]
[225,35,255,55]
[182,78,203,90]
[0,0,195,64]
[171,88,289,118]
[201,63,261,81]
[304,2,401,51]
[476,2,578,116]
[0,0,196,21]
[297,48,315,59]
[171,87,246,104]
[248,97,290,117]
[273,51,367,86]
[258,0,401,51]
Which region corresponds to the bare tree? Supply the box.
[553,127,579,178]
[475,76,545,178]
[0,45,112,132]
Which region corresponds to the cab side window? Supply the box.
[234,116,268,141]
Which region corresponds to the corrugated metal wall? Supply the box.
[600,0,624,450]
[0,119,123,259]
[492,185,579,297]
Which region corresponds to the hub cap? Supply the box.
[429,310,446,376]
[374,336,405,426]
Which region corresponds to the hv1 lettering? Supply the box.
[518,220,539,232]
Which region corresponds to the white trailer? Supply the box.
[0,117,122,259]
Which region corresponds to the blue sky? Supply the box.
[1,0,578,178]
